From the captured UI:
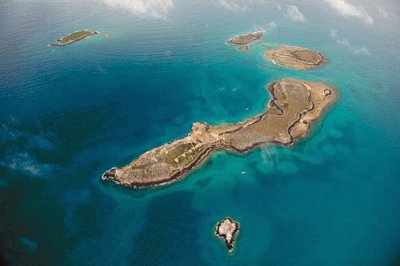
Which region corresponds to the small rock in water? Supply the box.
[239,45,249,51]
[215,217,240,253]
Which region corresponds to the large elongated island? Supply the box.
[102,78,337,189]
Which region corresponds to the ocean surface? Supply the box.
[1,0,400,265]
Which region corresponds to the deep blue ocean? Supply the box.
[1,0,400,265]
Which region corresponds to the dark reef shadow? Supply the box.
[129,191,206,265]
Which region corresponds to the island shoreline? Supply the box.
[265,45,327,70]
[48,30,99,47]
[215,217,240,253]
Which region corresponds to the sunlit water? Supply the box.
[1,0,400,265]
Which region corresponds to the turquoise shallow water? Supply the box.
[1,0,400,265]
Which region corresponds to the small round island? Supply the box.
[265,45,326,70]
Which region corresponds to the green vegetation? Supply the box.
[163,143,193,165]
[291,50,322,64]
[59,31,94,44]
